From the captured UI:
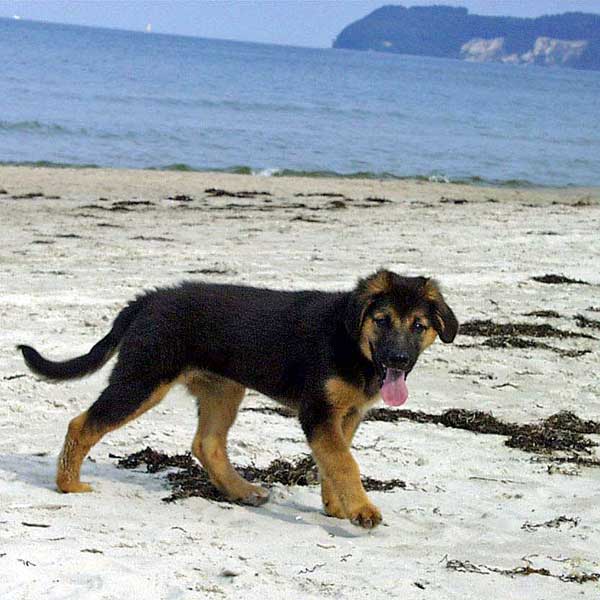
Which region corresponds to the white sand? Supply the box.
[1,166,599,599]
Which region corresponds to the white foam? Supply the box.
[252,167,283,177]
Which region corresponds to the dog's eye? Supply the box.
[373,315,389,327]
[413,321,426,333]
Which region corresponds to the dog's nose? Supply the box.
[388,351,409,368]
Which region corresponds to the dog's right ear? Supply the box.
[424,279,459,343]
[345,270,394,339]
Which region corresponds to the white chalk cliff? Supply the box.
[461,36,589,67]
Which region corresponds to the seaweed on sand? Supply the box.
[365,409,600,462]
[445,558,600,584]
[481,337,590,358]
[459,319,593,340]
[204,188,272,199]
[523,310,562,318]
[574,314,600,330]
[531,274,589,285]
[116,449,405,503]
[459,319,594,357]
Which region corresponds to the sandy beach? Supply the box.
[1,165,600,599]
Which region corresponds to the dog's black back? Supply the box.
[115,282,363,404]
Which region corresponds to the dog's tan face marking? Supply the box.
[359,303,436,368]
[359,303,400,360]
[405,309,437,353]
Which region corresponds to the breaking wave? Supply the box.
[0,159,548,188]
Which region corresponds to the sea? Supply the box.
[2,17,600,187]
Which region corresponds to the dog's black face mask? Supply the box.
[345,270,459,405]
[362,301,433,406]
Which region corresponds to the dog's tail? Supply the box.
[18,298,146,381]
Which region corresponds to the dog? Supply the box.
[19,269,458,528]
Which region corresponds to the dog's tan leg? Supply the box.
[320,408,364,519]
[56,411,100,493]
[187,372,269,506]
[57,382,172,493]
[310,410,380,528]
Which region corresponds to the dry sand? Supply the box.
[1,166,599,599]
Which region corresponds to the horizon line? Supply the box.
[0,14,329,51]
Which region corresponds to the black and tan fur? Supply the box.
[18,270,458,528]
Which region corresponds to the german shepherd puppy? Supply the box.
[19,270,457,528]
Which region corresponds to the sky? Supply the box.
[1,1,599,48]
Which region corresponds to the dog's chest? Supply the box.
[325,376,380,412]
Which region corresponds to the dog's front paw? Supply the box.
[236,485,271,507]
[349,502,382,529]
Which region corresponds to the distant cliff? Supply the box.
[333,5,600,70]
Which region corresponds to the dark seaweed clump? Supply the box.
[365,408,600,461]
[531,274,589,285]
[460,319,592,340]
[205,188,272,199]
[521,515,579,531]
[459,319,594,357]
[505,428,593,454]
[574,314,600,330]
[184,267,234,276]
[481,337,589,357]
[167,194,194,202]
[118,448,317,502]
[522,310,562,318]
[116,447,194,472]
[116,448,404,502]
[445,558,600,584]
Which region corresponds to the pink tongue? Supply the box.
[381,369,408,406]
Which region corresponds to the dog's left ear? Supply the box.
[424,279,459,343]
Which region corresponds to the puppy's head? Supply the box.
[345,270,458,406]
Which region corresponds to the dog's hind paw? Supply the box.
[57,481,94,494]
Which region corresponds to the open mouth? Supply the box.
[380,365,408,407]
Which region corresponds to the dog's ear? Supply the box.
[345,270,394,339]
[424,279,459,343]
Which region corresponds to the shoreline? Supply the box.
[1,165,599,206]
[1,162,598,191]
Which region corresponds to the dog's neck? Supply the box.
[333,321,380,397]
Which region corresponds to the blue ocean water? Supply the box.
[1,17,599,187]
